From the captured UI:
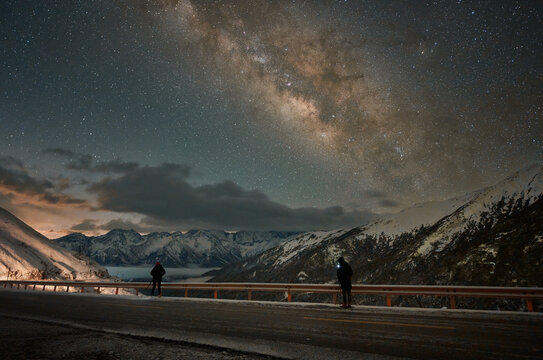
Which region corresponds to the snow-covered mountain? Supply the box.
[56,229,300,267]
[211,164,543,296]
[0,207,110,280]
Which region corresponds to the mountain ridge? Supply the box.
[209,164,543,300]
[0,207,110,280]
[56,229,301,267]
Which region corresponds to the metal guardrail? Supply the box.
[1,280,542,312]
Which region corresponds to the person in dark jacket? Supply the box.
[336,257,353,308]
[150,261,166,296]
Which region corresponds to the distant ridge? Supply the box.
[56,229,300,267]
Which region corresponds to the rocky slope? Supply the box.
[210,164,543,307]
[0,207,110,280]
[56,230,299,267]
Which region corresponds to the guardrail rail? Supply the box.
[1,280,541,312]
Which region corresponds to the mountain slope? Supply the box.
[56,229,300,267]
[0,208,110,280]
[210,164,543,293]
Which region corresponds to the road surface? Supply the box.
[0,289,542,359]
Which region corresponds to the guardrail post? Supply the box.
[5,282,540,312]
[449,295,456,309]
[526,299,534,312]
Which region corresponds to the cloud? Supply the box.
[379,199,399,207]
[43,148,78,157]
[71,218,164,234]
[71,219,98,231]
[364,190,387,198]
[88,163,373,231]
[43,147,139,173]
[68,157,140,173]
[0,156,86,207]
[98,219,156,233]
[55,177,72,191]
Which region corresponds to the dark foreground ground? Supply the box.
[0,316,275,360]
[1,289,542,359]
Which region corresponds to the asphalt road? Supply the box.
[0,289,542,360]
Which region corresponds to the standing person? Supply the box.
[150,261,166,296]
[336,257,353,308]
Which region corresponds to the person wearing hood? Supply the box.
[150,261,166,296]
[336,257,353,308]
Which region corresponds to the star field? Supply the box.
[0,0,541,236]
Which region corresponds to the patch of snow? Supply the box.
[478,243,498,257]
[273,230,347,266]
[363,194,472,237]
[0,207,110,281]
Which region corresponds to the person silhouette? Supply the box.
[336,257,353,308]
[150,261,166,296]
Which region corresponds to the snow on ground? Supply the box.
[361,164,543,242]
[362,195,472,237]
[414,164,543,256]
[0,207,109,281]
[273,229,347,266]
[297,271,309,280]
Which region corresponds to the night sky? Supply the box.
[1,0,541,237]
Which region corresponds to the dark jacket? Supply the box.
[336,259,353,290]
[150,264,166,280]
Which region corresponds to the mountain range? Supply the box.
[3,161,542,307]
[209,164,543,307]
[56,229,300,267]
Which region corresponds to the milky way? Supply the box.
[151,0,542,206]
[157,1,399,185]
[0,0,541,235]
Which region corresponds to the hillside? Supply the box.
[210,164,543,302]
[0,208,110,280]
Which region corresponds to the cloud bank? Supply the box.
[0,156,86,207]
[87,163,373,231]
